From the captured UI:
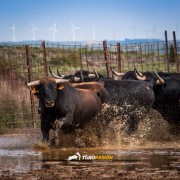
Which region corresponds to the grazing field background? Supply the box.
[0,37,180,132]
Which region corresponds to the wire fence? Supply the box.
[0,35,180,132]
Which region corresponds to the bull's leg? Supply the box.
[41,122,51,143]
[59,115,74,133]
[52,120,63,137]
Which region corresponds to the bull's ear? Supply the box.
[92,88,101,99]
[30,87,39,94]
[58,84,65,90]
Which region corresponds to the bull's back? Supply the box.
[72,82,109,103]
[104,80,155,108]
[73,89,102,124]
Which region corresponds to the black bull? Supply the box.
[72,79,155,133]
[112,68,180,125]
[27,77,102,142]
[27,77,155,142]
[102,79,155,132]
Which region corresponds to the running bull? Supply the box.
[27,77,102,142]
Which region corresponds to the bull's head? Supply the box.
[27,77,69,108]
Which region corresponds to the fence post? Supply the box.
[173,31,179,72]
[117,43,122,72]
[26,45,36,129]
[85,45,89,71]
[103,40,111,78]
[42,41,48,76]
[165,31,170,72]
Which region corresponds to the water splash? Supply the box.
[52,103,174,148]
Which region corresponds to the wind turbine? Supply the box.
[48,23,58,42]
[31,22,39,41]
[11,25,16,42]
[176,25,179,40]
[70,22,79,42]
[92,25,96,41]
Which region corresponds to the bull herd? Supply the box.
[27,67,180,143]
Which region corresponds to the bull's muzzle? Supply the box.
[45,101,55,107]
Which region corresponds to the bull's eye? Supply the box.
[31,87,38,94]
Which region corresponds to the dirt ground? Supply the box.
[0,164,180,180]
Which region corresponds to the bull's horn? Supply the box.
[27,80,40,87]
[110,67,125,77]
[55,79,70,83]
[57,69,65,78]
[74,76,81,82]
[134,66,143,77]
[71,76,81,83]
[135,71,146,80]
[87,69,99,79]
[88,73,96,78]
[49,66,63,79]
[155,71,165,85]
[93,69,99,79]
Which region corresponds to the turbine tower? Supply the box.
[31,22,39,41]
[176,25,179,40]
[70,22,79,42]
[11,25,16,42]
[92,25,96,41]
[48,23,58,42]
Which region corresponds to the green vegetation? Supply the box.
[0,99,30,132]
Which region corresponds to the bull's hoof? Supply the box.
[51,136,60,147]
[42,139,49,144]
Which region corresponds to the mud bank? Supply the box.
[1,164,180,179]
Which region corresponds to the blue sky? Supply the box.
[0,0,180,42]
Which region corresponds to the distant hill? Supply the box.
[0,38,162,46]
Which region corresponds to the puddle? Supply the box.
[0,146,180,175]
[0,130,180,176]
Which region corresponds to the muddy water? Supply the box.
[0,108,180,177]
[0,135,180,175]
[40,147,180,172]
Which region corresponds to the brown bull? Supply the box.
[27,77,102,142]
